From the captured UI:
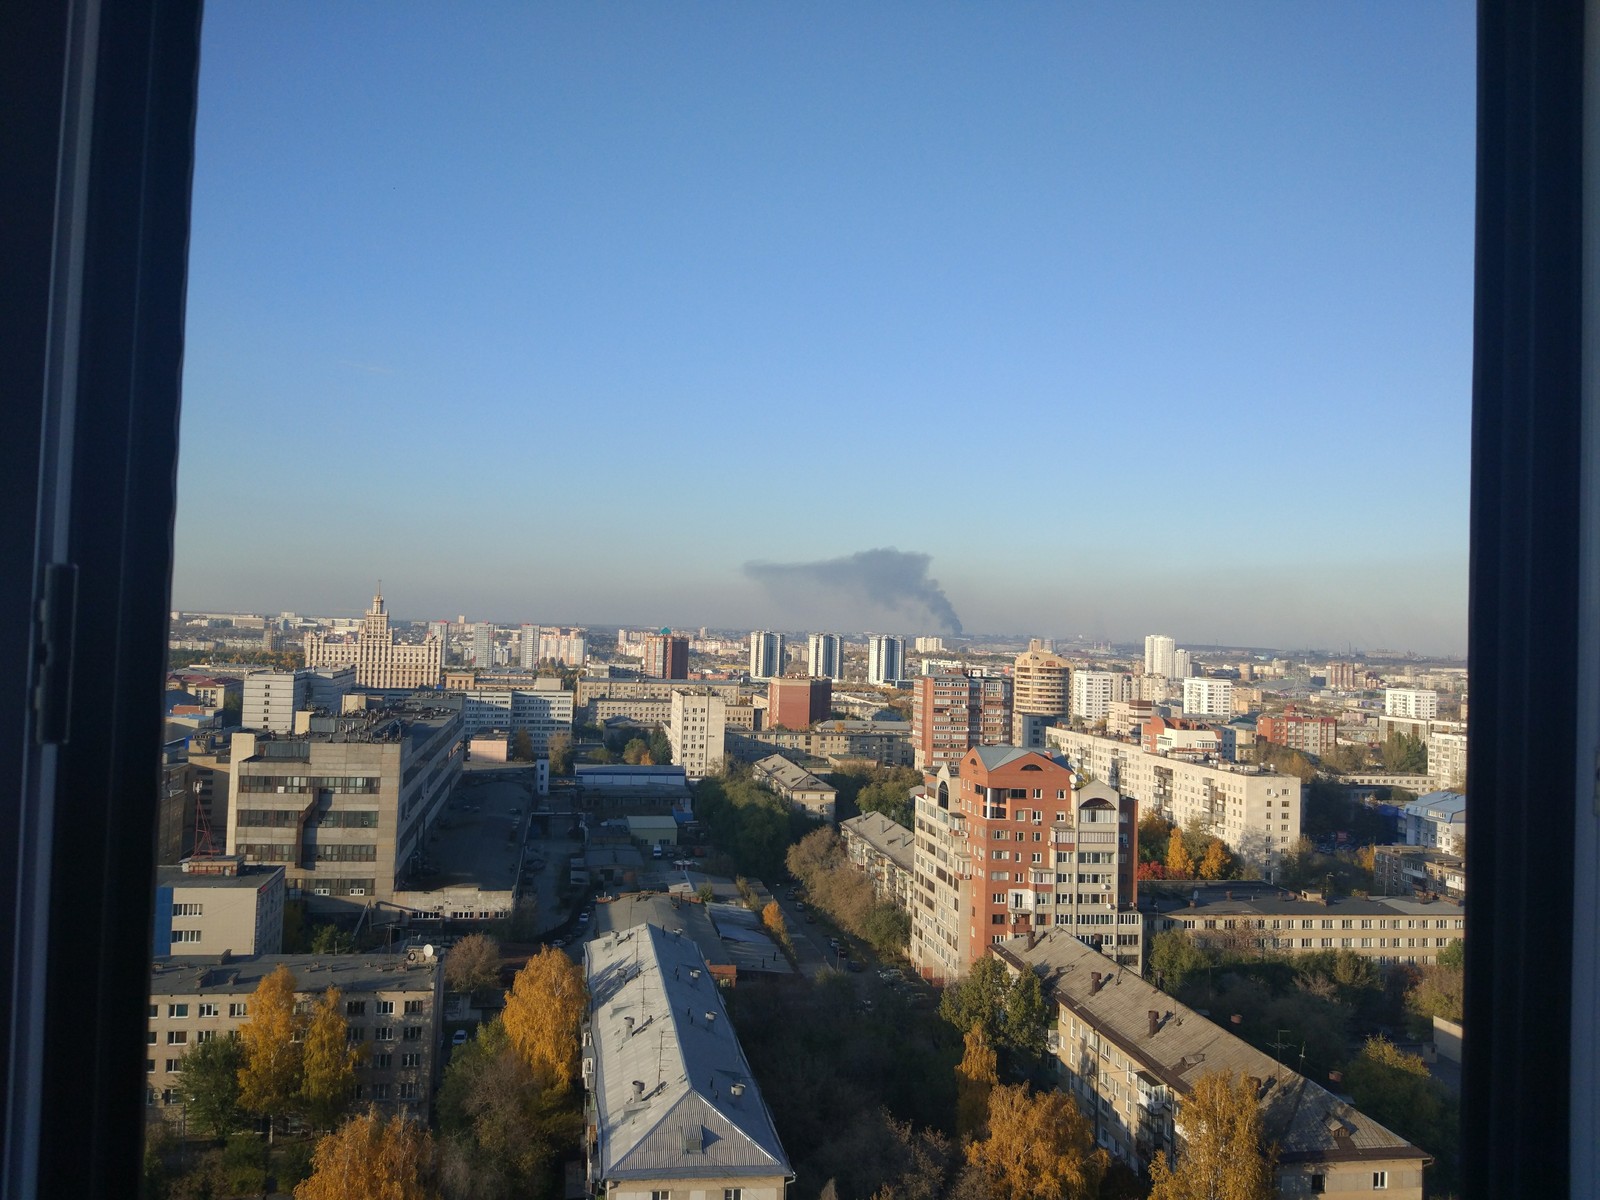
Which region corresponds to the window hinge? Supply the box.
[33,562,78,745]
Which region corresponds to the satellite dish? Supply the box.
[423,944,435,959]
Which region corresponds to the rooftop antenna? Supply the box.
[191,779,218,857]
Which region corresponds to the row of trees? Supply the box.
[695,768,813,880]
[181,965,363,1142]
[1136,815,1241,881]
[830,763,924,829]
[291,946,587,1200]
[785,827,910,957]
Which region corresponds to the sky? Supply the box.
[174,3,1476,654]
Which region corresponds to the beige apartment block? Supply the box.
[146,950,443,1125]
[225,703,462,913]
[1047,728,1301,873]
[997,932,1429,1199]
[154,857,284,956]
[727,719,914,768]
[749,754,837,820]
[303,588,443,689]
[840,810,916,910]
[668,689,728,779]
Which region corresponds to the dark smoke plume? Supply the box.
[742,547,963,634]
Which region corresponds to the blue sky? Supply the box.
[175,3,1475,654]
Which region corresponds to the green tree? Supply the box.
[182,1032,247,1141]
[1000,969,1050,1064]
[310,924,355,955]
[1381,731,1428,774]
[647,729,673,766]
[300,987,363,1130]
[546,733,572,775]
[939,957,1049,1065]
[1148,1071,1274,1200]
[861,903,911,958]
[622,737,650,764]
[1147,930,1212,994]
[444,933,502,996]
[1138,813,1176,863]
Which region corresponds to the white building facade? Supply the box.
[867,634,904,686]
[1181,677,1234,719]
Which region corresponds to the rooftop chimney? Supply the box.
[1090,971,1103,994]
[1147,1010,1160,1037]
[632,1080,645,1100]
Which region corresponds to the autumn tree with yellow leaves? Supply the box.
[955,1024,999,1139]
[237,964,305,1138]
[300,986,363,1130]
[1148,1070,1275,1200]
[1165,830,1196,879]
[295,1107,439,1200]
[965,1083,1105,1200]
[502,947,587,1089]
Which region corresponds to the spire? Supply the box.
[371,582,384,616]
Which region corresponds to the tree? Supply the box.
[647,728,673,766]
[1138,813,1176,863]
[1381,731,1428,774]
[310,923,355,955]
[300,987,363,1130]
[444,933,502,996]
[622,737,649,765]
[1197,838,1235,880]
[1166,829,1196,878]
[861,903,911,957]
[1343,1037,1445,1146]
[1000,969,1049,1064]
[939,956,1012,1044]
[295,1107,439,1200]
[502,948,586,1089]
[182,1033,247,1141]
[1147,1071,1274,1200]
[966,1084,1105,1200]
[546,732,572,776]
[762,900,790,950]
[237,964,305,1138]
[1147,930,1212,994]
[510,729,533,762]
[955,1025,998,1138]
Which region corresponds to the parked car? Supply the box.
[452,1029,468,1047]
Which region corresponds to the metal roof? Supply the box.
[995,932,1428,1165]
[585,924,791,1183]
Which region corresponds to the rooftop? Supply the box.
[155,862,284,890]
[749,754,835,794]
[995,932,1428,1166]
[839,812,915,873]
[586,924,790,1184]
[150,951,439,996]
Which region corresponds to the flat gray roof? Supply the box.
[150,952,438,997]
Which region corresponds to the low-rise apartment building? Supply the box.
[584,924,791,1200]
[997,932,1429,1198]
[1046,729,1301,874]
[146,948,443,1125]
[1145,886,1464,967]
[839,811,916,910]
[1373,845,1466,900]
[727,719,914,768]
[749,754,837,820]
[1402,791,1467,857]
[1256,705,1339,758]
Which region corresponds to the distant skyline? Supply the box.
[174,4,1474,655]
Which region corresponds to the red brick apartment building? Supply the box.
[1257,704,1339,757]
[910,746,1142,983]
[766,676,832,729]
[911,673,1013,771]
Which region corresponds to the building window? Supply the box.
[401,1052,422,1068]
[403,1026,423,1041]
[651,1192,672,1200]
[1372,1172,1387,1189]
[146,1059,155,1073]
[375,1027,394,1042]
[347,1000,367,1016]
[228,1003,248,1018]
[166,1031,187,1045]
[146,1031,157,1045]
[403,999,424,1014]
[171,929,202,944]
[725,1191,743,1200]
[167,1004,188,1018]
[196,1030,216,1043]
[375,1000,395,1015]
[372,1053,392,1070]
[165,1058,183,1072]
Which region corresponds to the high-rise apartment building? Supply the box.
[667,690,728,778]
[303,589,443,689]
[1325,661,1359,690]
[807,632,844,680]
[1143,634,1176,679]
[519,624,538,669]
[1070,670,1131,724]
[767,677,833,729]
[911,673,1014,771]
[1012,646,1071,746]
[908,749,1140,983]
[1171,648,1194,679]
[643,631,689,679]
[470,621,494,667]
[538,627,589,666]
[1385,688,1440,720]
[749,630,785,680]
[1181,677,1234,719]
[867,634,904,686]
[914,636,945,653]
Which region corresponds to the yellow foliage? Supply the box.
[1197,839,1233,880]
[1148,1071,1275,1200]
[237,964,305,1126]
[502,948,587,1089]
[295,1107,438,1200]
[966,1083,1104,1200]
[1166,830,1196,879]
[300,986,363,1129]
[955,1024,999,1139]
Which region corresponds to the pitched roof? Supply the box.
[839,812,915,872]
[586,923,790,1183]
[995,931,1428,1166]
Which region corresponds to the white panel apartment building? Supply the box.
[242,666,355,733]
[748,630,785,680]
[1181,677,1233,720]
[1143,634,1176,679]
[1070,671,1131,724]
[867,634,905,686]
[807,632,844,680]
[668,690,728,779]
[457,682,574,754]
[1046,728,1301,872]
[1385,688,1440,720]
